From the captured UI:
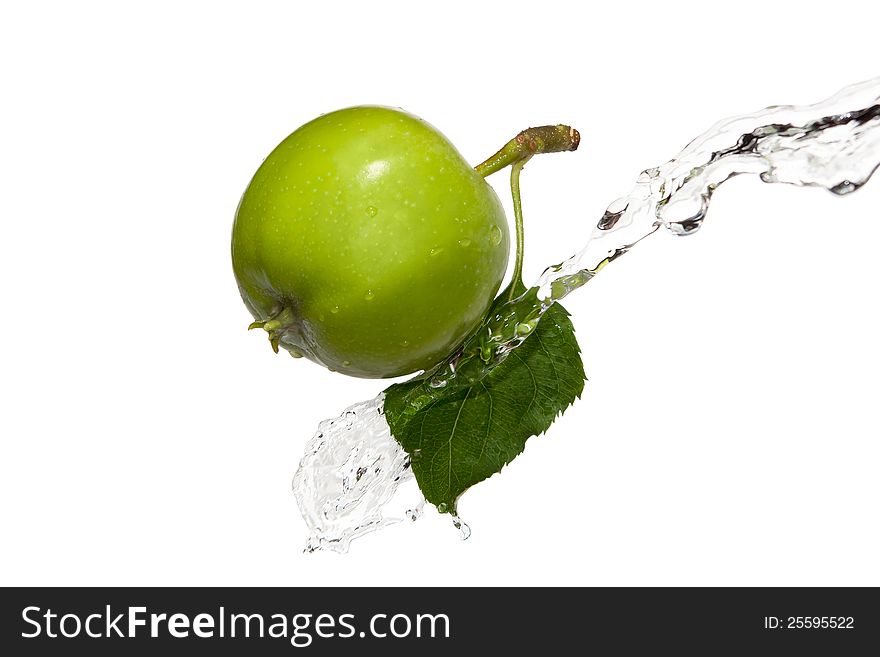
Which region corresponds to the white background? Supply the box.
[2,1,878,586]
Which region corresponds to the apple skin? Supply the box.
[232,106,509,378]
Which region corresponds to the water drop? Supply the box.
[451,514,471,540]
[366,205,378,217]
[342,360,351,367]
[437,502,448,513]
[429,247,444,257]
[830,179,859,195]
[364,290,375,301]
[406,500,425,522]
[400,339,410,347]
[289,349,304,359]
[489,225,503,246]
[458,238,471,247]
[330,305,340,314]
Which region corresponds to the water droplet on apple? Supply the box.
[489,225,503,246]
[366,205,378,217]
[364,290,375,301]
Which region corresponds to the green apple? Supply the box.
[232,106,509,378]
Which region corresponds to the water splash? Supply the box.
[293,77,880,551]
[292,394,423,552]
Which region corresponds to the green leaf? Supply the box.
[383,298,585,513]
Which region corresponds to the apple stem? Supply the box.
[474,124,580,178]
[509,157,530,298]
[474,124,580,299]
